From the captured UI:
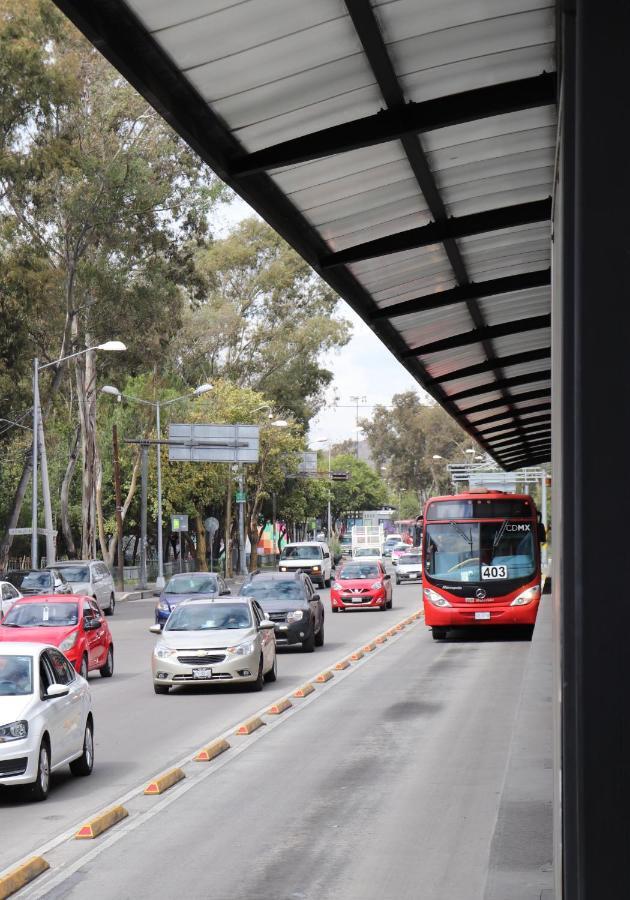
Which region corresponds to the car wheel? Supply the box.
[387,597,393,610]
[105,594,115,616]
[324,576,331,588]
[432,628,447,641]
[29,739,50,802]
[153,683,170,695]
[99,646,114,678]
[395,577,400,585]
[79,654,89,681]
[332,607,339,613]
[264,654,278,682]
[315,619,325,647]
[250,656,265,691]
[301,629,315,653]
[70,718,94,777]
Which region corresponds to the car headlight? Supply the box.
[424,588,451,607]
[157,600,171,612]
[287,610,304,623]
[59,631,79,652]
[311,566,320,572]
[510,586,541,606]
[0,720,28,742]
[279,566,287,572]
[154,643,177,659]
[370,581,384,590]
[332,582,342,591]
[227,639,257,656]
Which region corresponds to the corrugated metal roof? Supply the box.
[54,0,556,468]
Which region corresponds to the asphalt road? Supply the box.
[0,574,423,872]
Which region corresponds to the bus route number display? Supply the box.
[481,564,508,580]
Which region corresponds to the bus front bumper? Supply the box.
[423,599,540,627]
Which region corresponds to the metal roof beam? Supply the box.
[456,388,551,417]
[484,423,552,445]
[426,347,551,385]
[230,73,556,175]
[447,369,551,402]
[479,413,551,437]
[498,442,552,462]
[372,269,551,320]
[321,199,551,268]
[472,404,551,429]
[490,430,552,451]
[404,314,551,357]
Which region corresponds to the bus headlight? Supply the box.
[424,588,451,607]
[510,586,541,606]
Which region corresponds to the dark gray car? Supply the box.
[239,572,324,652]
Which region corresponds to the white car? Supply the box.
[150,597,277,694]
[278,542,332,588]
[0,642,94,801]
[0,581,22,618]
[49,560,116,616]
[352,546,383,564]
[395,552,422,584]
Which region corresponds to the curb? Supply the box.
[144,767,185,795]
[75,805,128,840]
[0,857,49,900]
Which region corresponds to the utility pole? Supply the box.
[225,469,233,578]
[140,444,148,589]
[238,467,247,576]
[272,491,277,569]
[112,424,124,591]
[350,395,366,459]
[38,409,55,565]
[31,359,39,568]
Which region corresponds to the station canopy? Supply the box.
[55,0,556,469]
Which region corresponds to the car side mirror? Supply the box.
[259,619,275,630]
[311,594,320,602]
[149,624,162,634]
[83,618,96,631]
[46,684,69,699]
[221,588,231,595]
[383,574,391,580]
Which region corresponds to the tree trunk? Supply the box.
[194,514,208,570]
[60,425,80,558]
[0,449,33,569]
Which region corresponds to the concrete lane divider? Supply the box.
[0,856,49,899]
[362,643,376,652]
[350,649,364,661]
[375,634,388,644]
[314,670,334,683]
[144,767,185,795]
[293,683,315,698]
[75,805,129,840]
[267,698,292,715]
[235,716,264,735]
[385,628,398,637]
[194,738,230,762]
[334,659,351,670]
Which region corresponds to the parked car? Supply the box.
[150,597,276,694]
[0,595,114,681]
[239,572,325,651]
[154,572,231,626]
[5,568,73,596]
[0,642,94,800]
[394,552,422,584]
[48,560,116,616]
[331,561,392,612]
[278,542,332,588]
[0,581,22,617]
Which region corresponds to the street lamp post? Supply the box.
[314,438,332,538]
[101,382,212,587]
[32,340,126,567]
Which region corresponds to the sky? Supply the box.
[214,196,428,448]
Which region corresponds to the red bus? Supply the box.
[422,488,544,640]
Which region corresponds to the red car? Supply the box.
[331,561,393,612]
[0,594,114,680]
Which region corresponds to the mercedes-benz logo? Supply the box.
[475,588,487,600]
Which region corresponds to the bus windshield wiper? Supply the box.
[493,519,509,550]
[448,521,472,547]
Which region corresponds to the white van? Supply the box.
[278,542,332,588]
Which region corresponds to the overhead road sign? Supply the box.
[168,424,260,464]
[298,451,318,474]
[9,527,58,537]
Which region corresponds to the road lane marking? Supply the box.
[74,806,128,840]
[0,857,49,899]
[9,609,424,896]
[143,768,185,795]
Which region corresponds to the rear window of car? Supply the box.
[241,581,303,600]
[3,601,79,627]
[400,555,421,565]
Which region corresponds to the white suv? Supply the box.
[48,561,116,616]
[278,542,332,588]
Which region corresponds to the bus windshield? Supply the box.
[424,521,535,583]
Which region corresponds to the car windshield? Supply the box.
[2,601,79,627]
[56,565,89,583]
[338,564,379,579]
[165,575,219,595]
[165,603,251,631]
[353,548,380,557]
[400,555,421,565]
[424,521,535,583]
[0,655,33,695]
[280,545,322,560]
[19,571,52,590]
[241,581,303,600]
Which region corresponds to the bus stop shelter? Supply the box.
[51,1,630,895]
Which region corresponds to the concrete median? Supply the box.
[0,857,49,899]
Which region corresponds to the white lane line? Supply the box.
[11,615,423,896]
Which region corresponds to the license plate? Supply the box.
[192,667,212,679]
[475,612,491,620]
[352,598,363,604]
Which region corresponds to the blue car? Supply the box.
[154,572,231,625]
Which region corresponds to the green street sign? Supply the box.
[235,491,247,503]
[171,514,188,532]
